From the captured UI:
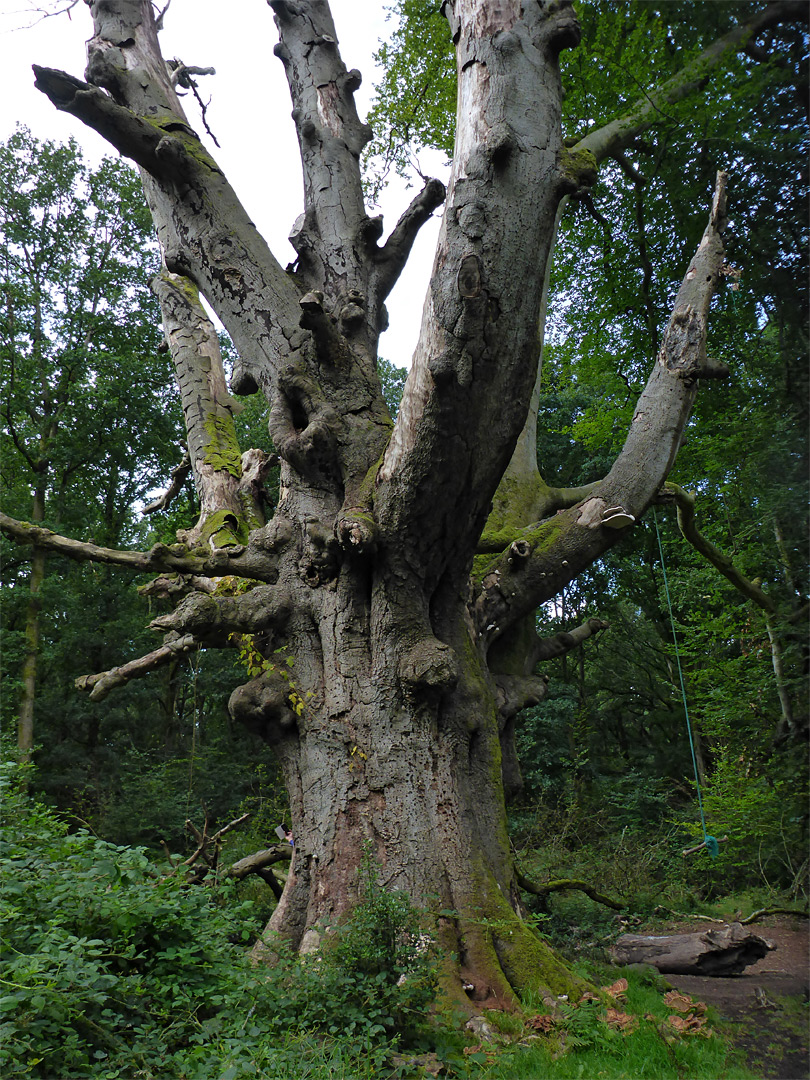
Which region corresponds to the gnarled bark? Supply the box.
[16,0,775,1009]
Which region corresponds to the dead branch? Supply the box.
[532,617,610,663]
[0,510,278,583]
[739,906,809,925]
[516,871,625,911]
[170,811,252,881]
[374,178,446,303]
[75,633,200,702]
[662,483,777,614]
[142,451,192,514]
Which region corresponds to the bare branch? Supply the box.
[142,451,191,515]
[533,617,610,663]
[472,174,731,642]
[516,872,625,911]
[373,178,446,303]
[35,1,306,394]
[75,634,200,702]
[0,511,280,583]
[661,483,777,614]
[269,0,370,293]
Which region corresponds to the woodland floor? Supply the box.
[661,915,809,1080]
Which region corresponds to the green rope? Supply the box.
[653,507,718,858]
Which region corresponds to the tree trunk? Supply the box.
[22,0,763,1007]
[18,544,45,761]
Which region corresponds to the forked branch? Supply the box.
[473,173,731,643]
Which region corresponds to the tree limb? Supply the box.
[575,2,809,166]
[662,483,777,614]
[516,871,625,911]
[148,585,291,640]
[533,617,610,663]
[472,173,731,644]
[142,451,191,514]
[75,633,200,702]
[0,511,281,583]
[35,1,306,398]
[374,177,447,303]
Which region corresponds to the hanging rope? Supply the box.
[653,507,719,859]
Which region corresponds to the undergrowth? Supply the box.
[0,760,765,1079]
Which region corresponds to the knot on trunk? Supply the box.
[493,674,549,721]
[398,638,459,700]
[659,306,718,383]
[229,672,298,743]
[269,367,341,481]
[541,0,581,54]
[334,507,377,556]
[252,515,295,555]
[300,520,340,586]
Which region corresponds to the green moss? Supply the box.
[484,889,590,1001]
[203,413,242,477]
[560,146,598,190]
[238,489,263,533]
[480,474,550,552]
[198,509,249,548]
[356,450,386,509]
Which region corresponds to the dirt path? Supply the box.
[662,916,809,1079]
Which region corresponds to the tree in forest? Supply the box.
[2,0,807,1007]
[0,129,180,760]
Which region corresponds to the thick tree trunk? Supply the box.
[233,576,584,1008]
[23,0,767,1009]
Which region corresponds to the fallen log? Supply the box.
[610,922,774,976]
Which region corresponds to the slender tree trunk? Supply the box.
[18,485,46,761]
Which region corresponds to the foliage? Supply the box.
[0,770,441,1078]
[0,756,261,1079]
[377,356,408,417]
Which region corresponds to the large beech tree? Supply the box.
[3,0,806,1007]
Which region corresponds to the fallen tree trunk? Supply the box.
[610,922,774,975]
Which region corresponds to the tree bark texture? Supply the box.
[22,0,754,1004]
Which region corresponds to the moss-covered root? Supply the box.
[495,918,590,1008]
[436,900,591,1017]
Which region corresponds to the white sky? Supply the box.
[0,0,447,370]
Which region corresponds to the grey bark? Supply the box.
[19,0,771,1003]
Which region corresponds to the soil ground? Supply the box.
[661,915,809,1080]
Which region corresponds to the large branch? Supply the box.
[473,173,730,644]
[488,1,807,551]
[152,269,271,546]
[34,0,306,398]
[0,511,284,583]
[373,0,582,592]
[663,483,777,614]
[149,585,291,641]
[75,633,199,702]
[270,0,370,293]
[575,1,809,166]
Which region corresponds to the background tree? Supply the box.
[2,0,806,1007]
